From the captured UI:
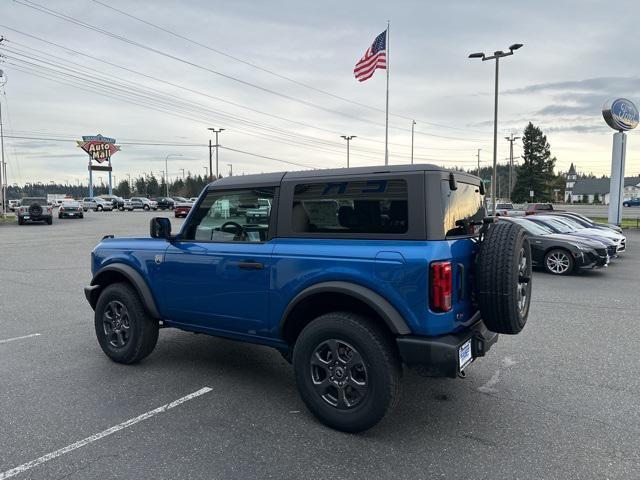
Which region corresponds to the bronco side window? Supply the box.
[183,187,275,242]
[291,179,408,234]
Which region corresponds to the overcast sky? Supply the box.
[1,0,639,186]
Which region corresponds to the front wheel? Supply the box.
[293,312,401,433]
[544,249,574,275]
[623,202,629,207]
[94,282,159,364]
[97,205,103,211]
[143,205,150,211]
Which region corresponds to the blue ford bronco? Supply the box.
[85,165,532,432]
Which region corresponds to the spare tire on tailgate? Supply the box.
[28,202,43,216]
[476,221,532,334]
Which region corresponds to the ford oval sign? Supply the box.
[602,98,639,131]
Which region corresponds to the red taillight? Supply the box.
[430,261,452,312]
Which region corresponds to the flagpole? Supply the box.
[384,20,390,166]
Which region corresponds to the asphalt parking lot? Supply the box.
[1,211,639,480]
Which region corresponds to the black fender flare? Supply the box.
[280,281,411,336]
[85,263,160,318]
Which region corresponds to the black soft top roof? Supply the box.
[207,164,480,190]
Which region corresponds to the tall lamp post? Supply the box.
[469,43,523,215]
[208,128,225,180]
[410,120,416,164]
[340,135,356,168]
[164,154,182,196]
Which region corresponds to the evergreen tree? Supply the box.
[512,122,557,202]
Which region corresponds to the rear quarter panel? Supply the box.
[270,237,478,337]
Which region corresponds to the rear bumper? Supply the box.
[396,319,498,378]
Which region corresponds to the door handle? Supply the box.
[237,261,264,270]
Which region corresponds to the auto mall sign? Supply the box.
[602,98,639,131]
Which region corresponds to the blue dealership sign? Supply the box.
[602,98,639,131]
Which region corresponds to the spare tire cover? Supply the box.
[475,221,532,334]
[29,203,43,216]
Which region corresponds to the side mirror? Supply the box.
[150,217,172,239]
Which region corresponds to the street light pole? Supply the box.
[476,148,482,177]
[208,128,225,180]
[0,66,7,215]
[340,135,356,168]
[164,153,183,196]
[469,43,523,215]
[227,163,233,177]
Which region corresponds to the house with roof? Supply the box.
[564,164,640,204]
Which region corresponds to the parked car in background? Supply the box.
[171,196,190,204]
[174,201,192,218]
[82,197,114,212]
[100,195,125,211]
[125,197,158,211]
[245,198,272,223]
[622,198,640,207]
[546,215,626,253]
[17,197,53,225]
[58,200,84,219]
[151,197,175,210]
[189,197,198,203]
[8,199,20,211]
[546,212,623,234]
[525,203,558,215]
[526,215,621,258]
[499,217,609,275]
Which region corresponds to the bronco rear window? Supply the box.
[441,181,485,237]
[291,179,408,234]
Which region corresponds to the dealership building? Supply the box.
[565,163,640,204]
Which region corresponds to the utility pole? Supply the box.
[505,133,520,201]
[208,128,225,180]
[340,135,356,168]
[411,120,416,164]
[0,65,7,215]
[164,154,182,196]
[227,163,233,177]
[476,148,482,177]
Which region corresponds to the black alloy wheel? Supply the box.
[102,300,131,348]
[310,339,369,409]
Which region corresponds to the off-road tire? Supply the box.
[94,282,159,364]
[476,221,532,334]
[293,311,402,433]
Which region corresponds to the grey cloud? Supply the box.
[504,77,640,95]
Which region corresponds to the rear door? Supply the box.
[156,186,278,338]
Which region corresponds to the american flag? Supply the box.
[354,31,387,82]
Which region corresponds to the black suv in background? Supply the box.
[100,195,125,211]
[151,197,175,210]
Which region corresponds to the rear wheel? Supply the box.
[544,249,574,275]
[94,283,159,364]
[293,312,401,433]
[476,221,532,334]
[143,205,150,211]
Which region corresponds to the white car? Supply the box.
[82,197,114,212]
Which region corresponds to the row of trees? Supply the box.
[7,172,221,200]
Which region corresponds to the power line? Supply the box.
[9,1,488,143]
[89,0,490,134]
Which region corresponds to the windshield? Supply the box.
[510,218,554,235]
[531,217,576,233]
[552,216,585,231]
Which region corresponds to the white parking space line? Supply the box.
[0,333,41,345]
[0,387,213,480]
